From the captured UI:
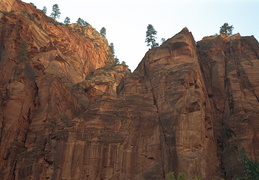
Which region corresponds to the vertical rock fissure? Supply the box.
[0,93,3,144]
[33,82,39,109]
[143,60,170,178]
[197,37,231,179]
[220,43,230,178]
[12,160,17,180]
[216,41,232,178]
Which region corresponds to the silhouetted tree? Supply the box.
[145,24,158,48]
[109,43,119,64]
[64,17,70,25]
[220,23,234,35]
[109,43,115,56]
[42,6,47,14]
[100,27,106,37]
[121,61,126,65]
[161,38,166,44]
[76,18,88,26]
[51,4,61,20]
[114,56,120,65]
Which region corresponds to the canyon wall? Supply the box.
[198,34,259,179]
[0,0,258,179]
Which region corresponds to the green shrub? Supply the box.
[166,172,203,180]
[166,172,176,180]
[177,173,185,180]
[238,149,259,180]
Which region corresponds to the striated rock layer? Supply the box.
[0,0,259,180]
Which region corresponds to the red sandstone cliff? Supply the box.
[198,34,259,179]
[0,1,258,180]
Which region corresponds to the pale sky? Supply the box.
[23,0,259,71]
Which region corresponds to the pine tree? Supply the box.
[51,4,61,20]
[145,24,159,48]
[114,57,120,65]
[76,18,88,26]
[109,43,120,65]
[219,23,234,35]
[161,38,166,44]
[42,6,47,14]
[64,17,70,25]
[121,61,126,66]
[109,43,115,56]
[100,27,106,37]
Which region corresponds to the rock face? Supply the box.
[0,1,259,180]
[0,0,16,12]
[198,34,259,179]
[133,28,221,179]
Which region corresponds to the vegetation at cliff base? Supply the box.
[164,151,259,180]
[237,149,259,180]
[166,172,201,180]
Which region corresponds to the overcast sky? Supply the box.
[23,0,259,71]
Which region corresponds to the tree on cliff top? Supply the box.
[42,6,47,14]
[100,27,106,37]
[64,17,70,25]
[51,4,61,20]
[76,18,88,26]
[145,24,159,48]
[219,23,234,35]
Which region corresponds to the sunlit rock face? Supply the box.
[0,0,259,180]
[0,0,16,12]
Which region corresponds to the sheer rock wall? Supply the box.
[0,1,259,179]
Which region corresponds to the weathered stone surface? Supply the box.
[0,0,16,12]
[134,28,221,179]
[0,1,113,179]
[198,33,259,179]
[0,0,259,180]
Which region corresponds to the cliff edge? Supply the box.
[0,0,259,180]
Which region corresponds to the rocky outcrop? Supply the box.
[0,0,259,180]
[0,1,113,179]
[131,28,221,179]
[0,0,17,12]
[198,34,259,179]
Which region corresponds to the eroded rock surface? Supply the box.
[198,34,259,179]
[0,0,259,180]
